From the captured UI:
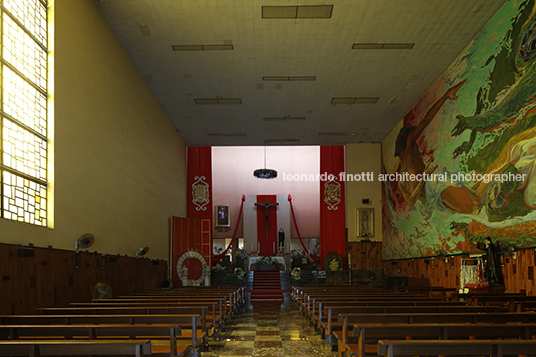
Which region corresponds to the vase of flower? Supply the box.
[236,248,247,269]
[291,249,302,268]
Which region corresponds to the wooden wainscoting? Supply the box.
[0,243,167,315]
[348,241,536,295]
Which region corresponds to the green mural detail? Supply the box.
[383,0,536,260]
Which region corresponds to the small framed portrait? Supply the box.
[357,208,374,238]
[215,204,230,228]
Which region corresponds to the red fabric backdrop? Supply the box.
[171,216,211,286]
[256,195,278,256]
[320,146,346,268]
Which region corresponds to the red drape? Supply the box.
[288,194,319,263]
[256,195,278,256]
[320,146,346,269]
[186,147,212,277]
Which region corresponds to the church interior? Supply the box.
[2,0,536,356]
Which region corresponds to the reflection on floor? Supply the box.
[202,293,338,357]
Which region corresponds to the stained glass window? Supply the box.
[1,0,48,226]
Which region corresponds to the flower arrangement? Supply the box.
[258,255,276,266]
[236,248,248,260]
[234,267,246,281]
[290,249,302,260]
[329,259,340,271]
[212,263,226,273]
[291,267,301,281]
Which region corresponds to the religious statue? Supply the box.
[475,237,502,285]
[278,228,285,249]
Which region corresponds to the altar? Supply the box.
[248,256,286,270]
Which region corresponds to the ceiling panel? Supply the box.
[93,0,506,146]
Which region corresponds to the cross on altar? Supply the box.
[255,198,278,235]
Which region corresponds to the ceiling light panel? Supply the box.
[172,44,233,51]
[331,97,356,104]
[331,97,379,104]
[318,132,356,136]
[263,76,316,81]
[263,117,306,121]
[195,98,242,105]
[296,5,333,18]
[354,97,379,103]
[352,43,414,50]
[262,5,333,19]
[208,133,247,137]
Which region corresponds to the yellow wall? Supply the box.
[345,143,382,242]
[0,0,187,259]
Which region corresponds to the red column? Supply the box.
[320,146,346,269]
[185,147,212,278]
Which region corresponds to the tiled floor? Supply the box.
[202,294,338,357]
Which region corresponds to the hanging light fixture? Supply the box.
[253,146,278,179]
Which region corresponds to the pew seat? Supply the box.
[0,339,151,356]
[378,339,536,357]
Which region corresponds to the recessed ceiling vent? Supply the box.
[195,98,242,105]
[262,5,333,19]
[331,97,379,104]
[263,76,316,81]
[172,44,233,51]
[352,43,414,50]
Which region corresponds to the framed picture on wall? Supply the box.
[215,204,230,228]
[357,208,374,238]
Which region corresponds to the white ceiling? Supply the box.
[93,0,506,146]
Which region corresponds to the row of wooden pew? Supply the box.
[0,286,245,356]
[292,285,536,357]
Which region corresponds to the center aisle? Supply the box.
[203,294,338,357]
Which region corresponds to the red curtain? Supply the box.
[256,195,278,256]
[320,146,346,268]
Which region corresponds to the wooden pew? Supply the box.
[311,299,466,327]
[336,312,536,357]
[0,314,202,353]
[394,286,457,298]
[292,286,409,309]
[377,339,536,357]
[347,323,536,357]
[112,295,232,316]
[71,301,224,334]
[0,339,151,356]
[299,292,426,313]
[322,304,505,342]
[128,287,246,313]
[306,296,447,318]
[0,324,189,357]
[37,306,211,330]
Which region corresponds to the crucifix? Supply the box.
[255,199,279,235]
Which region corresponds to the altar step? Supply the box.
[248,271,286,303]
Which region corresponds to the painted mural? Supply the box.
[382,0,536,260]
